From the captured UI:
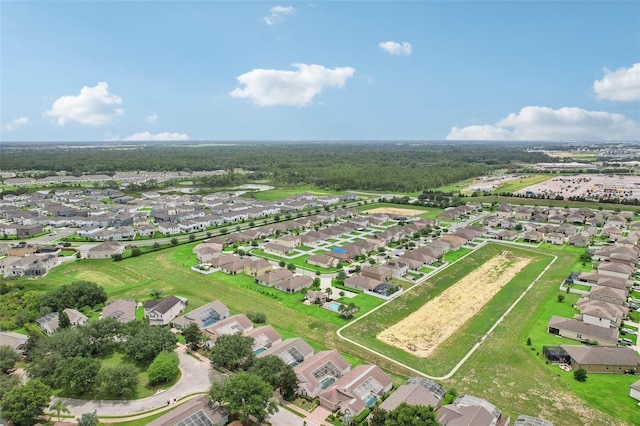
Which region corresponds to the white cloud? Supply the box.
[593,63,640,101]
[264,5,295,25]
[230,63,355,107]
[103,131,120,141]
[379,41,412,56]
[145,112,158,123]
[124,131,189,141]
[2,116,30,131]
[447,106,640,141]
[45,82,123,125]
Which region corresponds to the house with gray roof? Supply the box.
[147,394,228,426]
[172,300,229,330]
[101,299,136,323]
[380,377,445,412]
[144,295,188,326]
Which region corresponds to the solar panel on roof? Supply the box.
[175,409,214,426]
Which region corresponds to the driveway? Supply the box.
[53,345,214,417]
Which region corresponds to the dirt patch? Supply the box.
[365,207,425,217]
[378,253,531,357]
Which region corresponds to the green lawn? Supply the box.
[250,186,341,201]
[492,174,553,194]
[443,248,472,263]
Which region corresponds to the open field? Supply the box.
[249,186,341,201]
[378,253,531,358]
[491,174,553,194]
[365,207,425,217]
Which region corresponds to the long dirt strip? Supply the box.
[336,242,557,380]
[377,254,530,358]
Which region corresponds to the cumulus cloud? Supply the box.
[230,63,355,106]
[379,41,412,56]
[593,63,640,101]
[145,112,158,123]
[447,106,640,141]
[124,131,189,141]
[264,5,294,25]
[45,82,123,125]
[2,116,30,131]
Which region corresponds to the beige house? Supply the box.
[294,350,351,398]
[256,268,294,287]
[258,337,315,366]
[306,254,339,269]
[380,377,445,412]
[547,315,618,346]
[144,295,188,326]
[244,258,273,277]
[172,300,229,329]
[101,299,137,323]
[87,241,125,259]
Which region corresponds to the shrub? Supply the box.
[147,351,180,385]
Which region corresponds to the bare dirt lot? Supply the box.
[378,254,531,357]
[366,207,425,217]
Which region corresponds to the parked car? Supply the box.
[622,328,638,336]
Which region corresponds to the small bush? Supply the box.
[147,351,179,385]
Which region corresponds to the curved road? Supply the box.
[52,345,214,417]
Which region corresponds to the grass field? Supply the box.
[492,174,553,194]
[356,202,444,219]
[250,186,341,201]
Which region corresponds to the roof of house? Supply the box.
[0,331,28,351]
[144,295,184,315]
[102,299,136,322]
[146,395,227,426]
[278,275,313,290]
[318,364,392,415]
[344,274,382,291]
[379,377,445,411]
[173,300,229,328]
[437,404,496,426]
[203,314,253,344]
[548,315,619,343]
[630,379,640,391]
[243,325,282,349]
[598,262,635,274]
[513,415,555,426]
[256,268,293,284]
[560,345,640,366]
[258,337,315,365]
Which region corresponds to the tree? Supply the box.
[385,402,439,426]
[58,310,71,329]
[312,277,321,288]
[112,253,123,261]
[336,270,347,284]
[0,345,21,374]
[150,289,163,300]
[57,356,101,395]
[131,247,142,257]
[222,372,277,424]
[77,412,99,426]
[338,302,358,319]
[574,367,588,382]
[183,322,204,350]
[580,252,592,265]
[153,242,161,250]
[278,260,286,268]
[97,364,139,397]
[208,375,230,405]
[249,355,298,400]
[0,379,52,426]
[209,333,254,371]
[189,234,196,242]
[368,406,387,426]
[325,287,333,300]
[147,351,180,385]
[287,262,297,272]
[557,294,565,303]
[122,321,177,363]
[0,374,20,401]
[171,237,179,246]
[246,311,267,324]
[50,399,70,422]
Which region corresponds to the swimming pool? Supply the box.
[321,377,336,389]
[325,302,342,312]
[253,347,266,355]
[363,394,377,408]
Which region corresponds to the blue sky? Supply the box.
[1,1,639,142]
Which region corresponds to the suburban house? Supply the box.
[101,299,137,323]
[172,300,229,329]
[244,325,282,354]
[256,268,294,287]
[192,243,223,263]
[294,350,351,398]
[276,234,301,248]
[258,337,315,366]
[317,364,393,416]
[306,254,339,269]
[144,295,188,326]
[344,275,384,292]
[203,314,254,347]
[264,242,295,257]
[543,345,640,374]
[275,275,314,293]
[0,331,28,354]
[87,241,125,259]
[379,377,446,412]
[147,394,228,426]
[361,265,392,282]
[437,395,502,426]
[3,254,59,278]
[306,290,328,304]
[244,258,273,277]
[36,308,89,335]
[547,315,618,346]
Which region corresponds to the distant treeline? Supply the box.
[1,142,551,192]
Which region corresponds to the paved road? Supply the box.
[53,345,214,417]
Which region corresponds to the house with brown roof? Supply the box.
[147,395,228,426]
[361,265,392,282]
[306,290,328,304]
[588,285,627,306]
[101,299,136,323]
[379,377,445,412]
[203,314,254,347]
[256,268,294,287]
[192,242,223,263]
[438,395,502,426]
[276,234,301,248]
[294,350,351,398]
[244,258,273,277]
[307,254,339,269]
[317,364,392,416]
[144,295,188,326]
[276,275,314,293]
[344,275,383,292]
[264,242,295,256]
[172,300,229,329]
[567,234,589,247]
[87,241,125,259]
[258,337,315,366]
[439,234,467,249]
[598,262,635,281]
[544,345,639,374]
[547,315,618,346]
[244,325,282,354]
